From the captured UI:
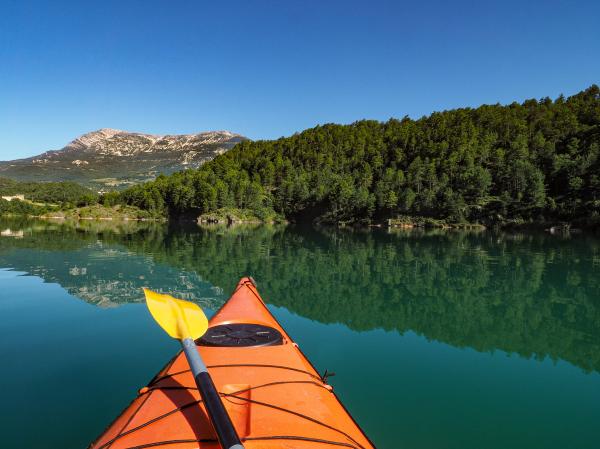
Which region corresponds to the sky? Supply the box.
[0,0,599,160]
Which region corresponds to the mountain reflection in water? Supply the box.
[1,217,599,374]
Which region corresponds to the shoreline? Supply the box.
[1,212,597,233]
[36,215,166,222]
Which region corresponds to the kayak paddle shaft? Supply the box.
[181,338,244,449]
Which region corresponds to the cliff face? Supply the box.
[0,128,246,190]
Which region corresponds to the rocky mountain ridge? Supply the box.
[0,128,245,190]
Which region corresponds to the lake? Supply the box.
[0,217,599,449]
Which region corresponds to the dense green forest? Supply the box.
[120,86,600,225]
[0,176,92,216]
[0,178,156,218]
[0,177,97,206]
[0,198,50,216]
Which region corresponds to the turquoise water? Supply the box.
[0,218,599,448]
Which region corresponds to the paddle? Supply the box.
[143,288,245,449]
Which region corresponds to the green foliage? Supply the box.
[51,204,159,220]
[0,177,98,205]
[0,198,56,216]
[118,85,600,224]
[100,191,121,207]
[198,207,284,224]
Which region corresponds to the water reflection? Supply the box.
[1,217,599,373]
[0,218,222,308]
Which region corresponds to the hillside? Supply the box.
[0,177,96,204]
[0,128,245,190]
[120,85,600,226]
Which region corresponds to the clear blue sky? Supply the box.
[1,0,598,160]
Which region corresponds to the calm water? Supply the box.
[0,218,599,449]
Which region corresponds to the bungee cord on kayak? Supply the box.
[119,436,362,449]
[149,363,323,385]
[97,379,364,449]
[223,393,368,449]
[144,380,329,395]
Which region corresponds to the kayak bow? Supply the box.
[89,277,376,449]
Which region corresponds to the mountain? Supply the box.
[0,128,245,190]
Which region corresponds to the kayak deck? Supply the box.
[90,277,375,449]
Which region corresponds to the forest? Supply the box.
[119,85,600,225]
[0,177,97,205]
[0,177,97,216]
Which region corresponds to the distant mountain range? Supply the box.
[0,128,245,190]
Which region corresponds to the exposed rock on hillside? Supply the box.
[0,128,245,190]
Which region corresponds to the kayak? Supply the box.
[89,277,376,449]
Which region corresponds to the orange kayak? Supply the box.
[89,277,376,449]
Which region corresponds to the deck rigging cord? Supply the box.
[149,363,323,385]
[119,435,361,449]
[94,374,366,449]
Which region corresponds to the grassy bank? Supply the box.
[386,216,487,229]
[197,207,285,225]
[39,204,163,220]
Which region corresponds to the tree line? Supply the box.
[0,177,97,205]
[0,177,98,215]
[116,85,600,225]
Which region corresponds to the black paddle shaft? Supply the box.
[181,338,244,449]
[195,371,243,449]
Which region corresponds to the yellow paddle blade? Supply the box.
[143,288,208,340]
